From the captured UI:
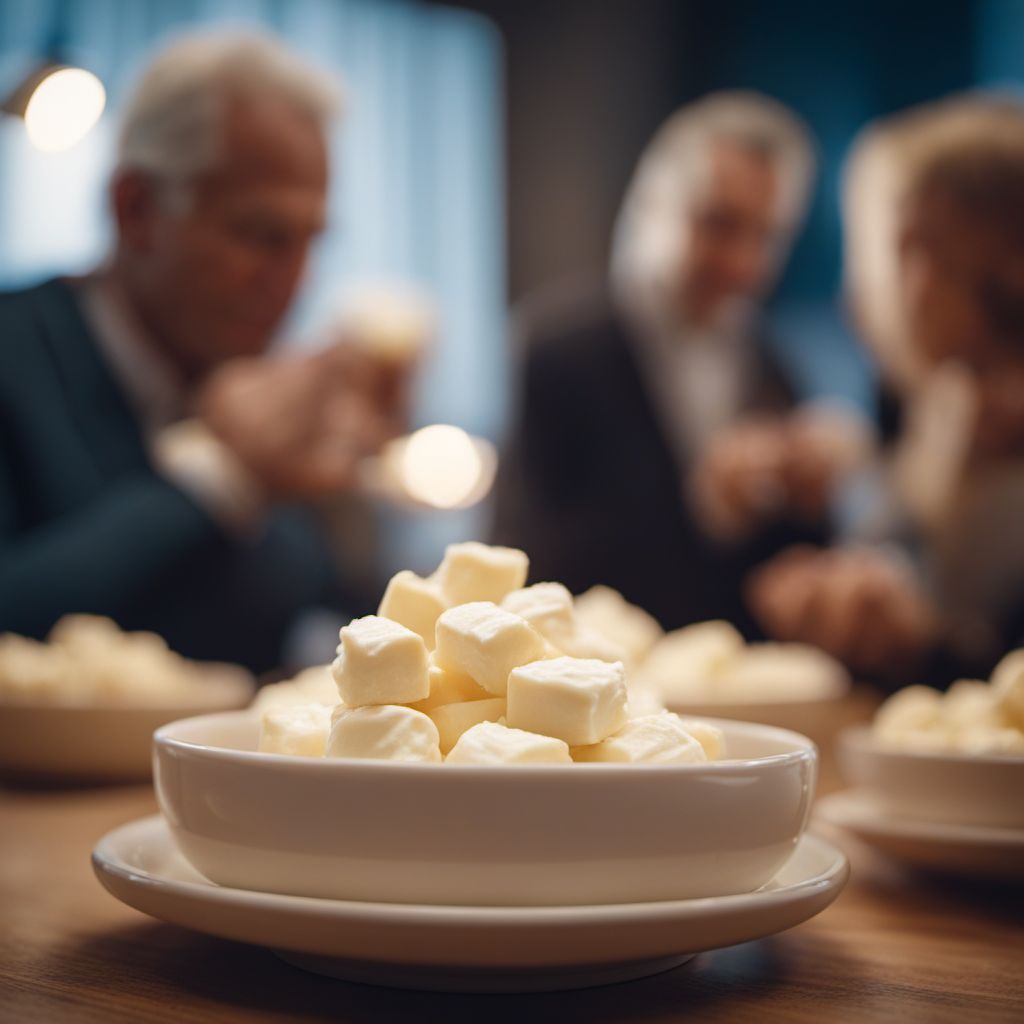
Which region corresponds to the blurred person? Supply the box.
[749,96,1024,684]
[0,32,408,673]
[494,92,864,630]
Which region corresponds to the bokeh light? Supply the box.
[24,67,106,153]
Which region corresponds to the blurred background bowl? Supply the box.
[837,725,1024,829]
[0,665,253,783]
[662,684,850,749]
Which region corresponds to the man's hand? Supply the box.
[746,545,938,677]
[691,406,872,543]
[196,342,410,499]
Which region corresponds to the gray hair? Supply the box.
[611,91,815,328]
[117,29,343,189]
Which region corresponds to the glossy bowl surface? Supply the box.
[837,726,1024,829]
[155,712,817,906]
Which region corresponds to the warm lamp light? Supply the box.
[401,425,483,509]
[362,424,498,510]
[22,65,105,152]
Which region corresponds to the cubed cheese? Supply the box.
[377,570,447,649]
[873,685,944,742]
[553,624,629,664]
[326,704,441,762]
[506,656,628,746]
[408,662,491,713]
[445,720,571,764]
[428,697,507,753]
[636,620,744,697]
[674,718,726,760]
[434,602,546,696]
[573,585,664,665]
[944,680,1005,732]
[992,649,1024,728]
[500,583,575,640]
[572,713,709,764]
[434,542,529,605]
[258,703,333,757]
[331,615,429,707]
[252,665,338,712]
[720,643,848,700]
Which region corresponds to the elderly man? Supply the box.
[494,92,853,632]
[0,32,405,672]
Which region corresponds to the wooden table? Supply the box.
[2,706,1022,1023]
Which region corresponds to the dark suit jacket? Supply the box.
[492,286,824,635]
[0,278,340,673]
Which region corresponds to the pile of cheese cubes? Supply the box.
[0,615,213,705]
[633,620,849,703]
[872,651,1024,755]
[257,542,723,765]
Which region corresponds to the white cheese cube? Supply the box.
[952,726,1024,755]
[252,665,338,712]
[873,685,944,743]
[992,649,1024,728]
[434,542,529,605]
[378,570,447,649]
[445,721,571,764]
[408,662,491,713]
[627,682,665,717]
[636,620,744,698]
[258,703,333,758]
[428,697,507,753]
[574,585,664,666]
[331,615,429,707]
[675,718,726,760]
[572,713,709,764]
[943,680,1005,731]
[506,656,629,746]
[434,602,547,696]
[500,583,575,640]
[553,624,629,664]
[501,584,628,663]
[720,643,849,700]
[326,704,441,762]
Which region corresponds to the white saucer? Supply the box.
[815,790,1024,882]
[92,815,848,993]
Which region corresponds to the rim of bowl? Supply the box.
[154,710,818,775]
[841,724,1024,766]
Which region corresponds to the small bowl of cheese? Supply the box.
[837,653,1024,828]
[627,619,850,742]
[0,615,253,781]
[154,543,818,907]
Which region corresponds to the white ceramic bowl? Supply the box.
[154,712,817,907]
[0,666,253,782]
[837,726,1024,829]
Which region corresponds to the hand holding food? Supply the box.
[691,405,872,542]
[196,341,410,499]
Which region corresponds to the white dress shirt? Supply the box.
[77,273,265,533]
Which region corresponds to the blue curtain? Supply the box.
[0,0,506,442]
